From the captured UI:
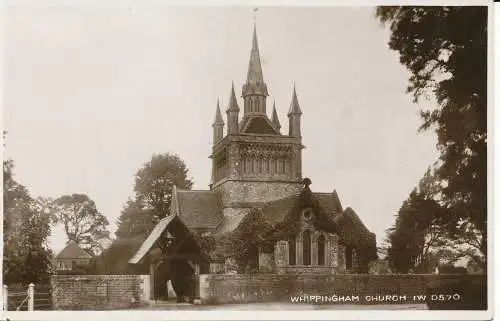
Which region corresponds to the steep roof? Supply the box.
[260,192,343,226]
[176,190,223,229]
[55,240,92,260]
[240,115,280,135]
[128,215,176,264]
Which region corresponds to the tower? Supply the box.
[210,25,304,214]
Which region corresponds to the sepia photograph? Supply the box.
[1,2,492,320]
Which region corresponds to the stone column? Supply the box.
[194,261,201,304]
[3,285,8,311]
[297,232,303,266]
[149,262,156,302]
[28,283,34,311]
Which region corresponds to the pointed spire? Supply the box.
[227,82,240,112]
[246,24,265,86]
[332,189,343,212]
[271,101,281,131]
[288,83,302,116]
[213,98,224,126]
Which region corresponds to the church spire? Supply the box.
[242,24,268,115]
[246,24,265,86]
[271,101,281,132]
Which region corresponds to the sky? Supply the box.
[3,5,440,254]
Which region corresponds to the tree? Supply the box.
[376,7,487,257]
[100,153,193,273]
[3,159,52,284]
[116,153,193,240]
[50,194,110,255]
[134,153,194,220]
[115,198,154,239]
[386,168,485,273]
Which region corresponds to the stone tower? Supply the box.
[210,25,304,217]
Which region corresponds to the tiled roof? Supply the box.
[55,240,92,260]
[215,213,247,235]
[260,192,343,226]
[128,215,175,264]
[261,195,298,225]
[240,115,280,135]
[176,190,223,229]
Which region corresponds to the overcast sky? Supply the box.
[3,5,440,254]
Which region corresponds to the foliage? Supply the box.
[376,6,487,257]
[3,159,53,284]
[195,208,274,273]
[368,260,392,274]
[231,208,275,273]
[49,194,110,255]
[385,168,485,273]
[115,198,155,239]
[92,236,149,274]
[134,153,193,220]
[93,153,193,274]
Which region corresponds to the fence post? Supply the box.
[28,283,35,311]
[3,285,8,311]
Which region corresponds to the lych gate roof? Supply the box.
[55,240,92,260]
[128,215,176,264]
[176,190,223,229]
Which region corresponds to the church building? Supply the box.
[130,26,377,297]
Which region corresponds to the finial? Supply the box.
[302,177,312,188]
[253,8,258,25]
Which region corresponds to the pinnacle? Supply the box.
[227,82,240,112]
[213,99,224,125]
[288,84,302,116]
[271,101,281,130]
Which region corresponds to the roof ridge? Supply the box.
[177,189,216,193]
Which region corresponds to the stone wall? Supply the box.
[199,274,485,306]
[216,180,301,207]
[51,275,150,310]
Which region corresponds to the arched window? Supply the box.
[345,246,353,271]
[318,235,326,266]
[288,236,296,266]
[303,230,311,266]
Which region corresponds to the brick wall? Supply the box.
[51,275,150,310]
[199,274,485,306]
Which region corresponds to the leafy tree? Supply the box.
[3,160,52,284]
[386,168,485,273]
[101,153,193,273]
[376,6,487,257]
[50,194,110,255]
[134,153,193,220]
[115,198,154,239]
